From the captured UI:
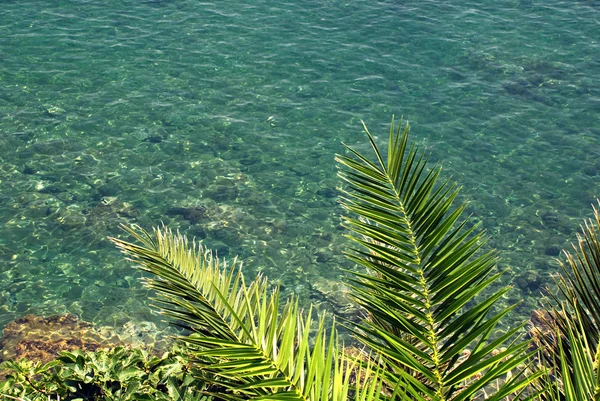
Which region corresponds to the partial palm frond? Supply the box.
[110,225,381,401]
[336,118,539,400]
[536,304,600,401]
[554,203,600,345]
[534,202,600,400]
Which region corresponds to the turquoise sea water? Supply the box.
[1,0,599,334]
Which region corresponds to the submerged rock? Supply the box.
[0,314,172,364]
[43,104,66,117]
[0,314,121,364]
[166,205,208,223]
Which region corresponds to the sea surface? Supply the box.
[1,0,599,335]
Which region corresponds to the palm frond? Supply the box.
[534,202,600,400]
[536,304,600,401]
[555,203,600,345]
[110,225,381,401]
[336,118,538,400]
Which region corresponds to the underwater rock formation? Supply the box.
[0,314,122,363]
[0,314,171,364]
[166,205,208,223]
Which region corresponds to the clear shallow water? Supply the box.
[0,0,599,333]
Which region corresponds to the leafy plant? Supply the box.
[0,358,68,400]
[0,346,206,400]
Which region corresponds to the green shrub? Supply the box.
[0,346,207,400]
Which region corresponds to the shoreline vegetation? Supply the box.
[1,119,599,400]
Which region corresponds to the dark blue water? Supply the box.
[1,0,599,333]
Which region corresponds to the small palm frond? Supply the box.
[110,225,381,401]
[336,118,538,400]
[537,304,600,401]
[534,203,600,400]
[554,203,600,345]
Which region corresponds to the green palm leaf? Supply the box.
[533,203,600,400]
[336,118,538,400]
[555,203,600,345]
[110,225,381,401]
[536,304,600,401]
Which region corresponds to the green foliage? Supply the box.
[2,117,600,401]
[556,204,600,339]
[539,306,600,401]
[336,118,540,400]
[109,225,382,401]
[0,346,207,400]
[0,358,68,400]
[534,205,600,400]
